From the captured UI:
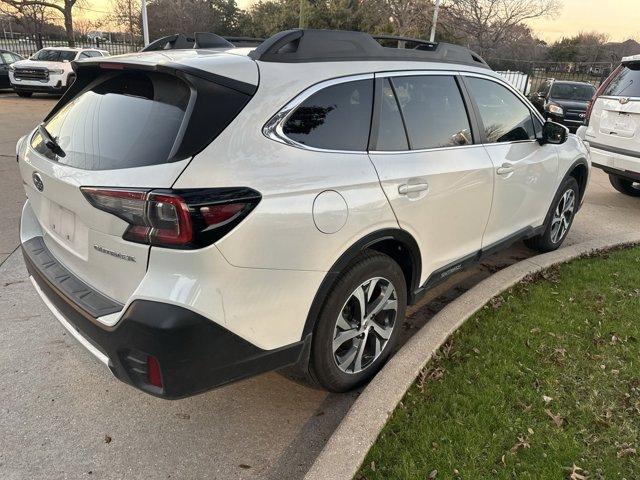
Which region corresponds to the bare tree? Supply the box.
[443,0,561,55]
[0,0,80,45]
[109,0,140,44]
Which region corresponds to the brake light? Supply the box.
[81,187,260,249]
[585,64,623,126]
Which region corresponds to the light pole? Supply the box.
[141,0,150,46]
[429,0,441,42]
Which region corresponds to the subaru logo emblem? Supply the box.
[619,97,630,105]
[32,172,44,192]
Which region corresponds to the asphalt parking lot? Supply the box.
[1,91,639,480]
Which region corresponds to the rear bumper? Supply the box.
[22,235,307,399]
[589,142,640,181]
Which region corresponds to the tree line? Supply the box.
[1,0,638,64]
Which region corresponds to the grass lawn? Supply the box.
[357,246,640,480]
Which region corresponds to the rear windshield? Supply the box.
[603,64,640,97]
[550,83,595,101]
[31,49,77,62]
[32,71,191,170]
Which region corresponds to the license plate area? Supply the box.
[48,200,76,243]
[600,111,637,138]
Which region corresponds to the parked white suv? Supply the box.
[17,30,590,398]
[578,55,640,196]
[9,47,109,97]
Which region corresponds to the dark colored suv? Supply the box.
[530,80,596,131]
[0,49,23,89]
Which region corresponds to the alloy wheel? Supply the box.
[332,277,398,374]
[550,188,575,244]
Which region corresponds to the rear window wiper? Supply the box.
[38,123,66,158]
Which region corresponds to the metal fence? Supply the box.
[0,37,143,57]
[486,58,616,95]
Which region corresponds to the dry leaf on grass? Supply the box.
[509,436,530,454]
[545,408,565,427]
[617,444,636,458]
[565,463,587,480]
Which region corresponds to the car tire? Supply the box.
[16,92,32,98]
[609,174,640,197]
[524,176,579,252]
[309,251,406,392]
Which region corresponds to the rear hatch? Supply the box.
[18,54,257,306]
[587,59,640,167]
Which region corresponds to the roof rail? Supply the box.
[248,29,488,68]
[141,32,234,52]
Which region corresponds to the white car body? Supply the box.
[9,47,109,94]
[17,30,590,398]
[578,54,640,195]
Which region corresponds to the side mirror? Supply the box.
[540,120,568,145]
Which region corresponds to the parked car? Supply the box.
[9,47,109,97]
[530,79,596,131]
[0,49,23,89]
[578,55,640,197]
[17,30,590,399]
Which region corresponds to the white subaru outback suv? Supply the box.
[9,46,109,97]
[17,30,590,399]
[578,55,640,197]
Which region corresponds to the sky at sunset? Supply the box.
[82,0,639,43]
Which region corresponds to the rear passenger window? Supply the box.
[390,75,472,150]
[466,77,535,143]
[283,79,373,151]
[374,79,409,151]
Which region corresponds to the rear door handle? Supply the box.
[398,183,429,195]
[496,163,514,176]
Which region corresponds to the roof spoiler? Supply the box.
[248,29,488,67]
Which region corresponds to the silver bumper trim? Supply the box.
[29,276,110,366]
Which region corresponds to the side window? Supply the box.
[78,52,90,59]
[283,79,373,151]
[374,79,409,151]
[391,75,472,150]
[466,77,535,143]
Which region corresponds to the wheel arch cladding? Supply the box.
[567,158,589,205]
[301,228,421,340]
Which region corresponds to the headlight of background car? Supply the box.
[8,64,15,71]
[47,68,64,75]
[545,103,564,116]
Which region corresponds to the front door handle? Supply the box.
[398,183,429,195]
[496,163,515,176]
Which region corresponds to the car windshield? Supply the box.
[550,83,595,101]
[30,49,76,62]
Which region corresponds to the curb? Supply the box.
[304,232,640,480]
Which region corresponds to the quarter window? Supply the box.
[466,77,535,143]
[390,75,472,150]
[283,79,373,151]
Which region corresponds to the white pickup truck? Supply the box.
[9,47,109,97]
[578,54,640,197]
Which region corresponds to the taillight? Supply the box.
[81,187,260,249]
[585,64,623,126]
